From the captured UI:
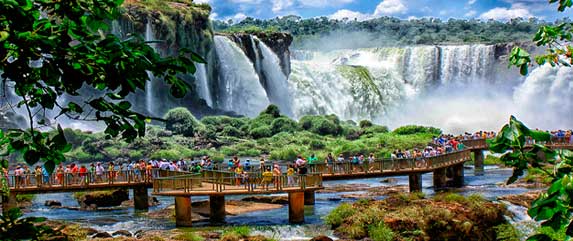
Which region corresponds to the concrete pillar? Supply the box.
[304,191,315,206]
[474,150,484,176]
[175,196,193,227]
[209,195,226,223]
[433,168,447,190]
[408,173,422,192]
[133,186,149,210]
[288,192,305,224]
[452,164,465,187]
[2,192,18,214]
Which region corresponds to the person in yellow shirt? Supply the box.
[261,167,273,190]
[235,165,243,186]
[287,164,295,186]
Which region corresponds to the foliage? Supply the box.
[368,222,395,241]
[261,104,281,118]
[489,116,573,241]
[270,117,298,134]
[299,115,342,136]
[221,226,251,241]
[392,125,442,136]
[0,208,63,240]
[249,126,273,139]
[213,15,548,47]
[164,107,202,137]
[359,120,373,129]
[324,203,356,228]
[0,0,204,173]
[494,223,524,241]
[174,231,205,241]
[509,1,573,75]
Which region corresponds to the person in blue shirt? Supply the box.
[244,160,251,171]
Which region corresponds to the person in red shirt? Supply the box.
[71,163,79,184]
[79,165,87,185]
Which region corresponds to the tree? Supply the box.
[0,0,205,173]
[509,0,573,75]
[164,107,201,137]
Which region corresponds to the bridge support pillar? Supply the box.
[209,195,225,223]
[175,196,193,227]
[133,186,149,210]
[288,192,305,224]
[2,192,18,214]
[408,173,422,192]
[474,150,484,176]
[304,191,315,205]
[452,164,465,187]
[433,168,447,190]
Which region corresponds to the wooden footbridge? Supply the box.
[3,138,572,226]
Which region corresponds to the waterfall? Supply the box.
[145,20,157,115]
[253,36,293,116]
[195,63,213,107]
[214,36,270,117]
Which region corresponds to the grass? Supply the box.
[16,194,34,203]
[173,231,205,241]
[323,203,356,228]
[368,222,395,241]
[220,226,251,241]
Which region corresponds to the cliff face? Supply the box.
[226,32,293,76]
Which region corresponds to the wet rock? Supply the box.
[246,235,268,241]
[75,189,129,208]
[380,178,397,183]
[498,190,543,208]
[112,230,132,237]
[92,232,112,238]
[121,196,160,207]
[134,230,145,239]
[328,197,342,202]
[44,200,62,207]
[85,227,99,236]
[317,184,370,193]
[202,232,221,239]
[310,235,334,241]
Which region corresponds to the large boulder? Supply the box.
[44,200,62,207]
[75,189,129,208]
[112,230,132,237]
[92,232,112,238]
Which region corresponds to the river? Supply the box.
[23,165,537,240]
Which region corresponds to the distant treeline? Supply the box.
[213,15,569,48]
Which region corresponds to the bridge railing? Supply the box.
[460,139,488,150]
[310,149,471,176]
[153,171,323,194]
[4,169,164,190]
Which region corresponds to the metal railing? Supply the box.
[461,139,488,149]
[153,171,323,194]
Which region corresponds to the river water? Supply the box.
[23,166,537,240]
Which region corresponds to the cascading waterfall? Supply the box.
[214,36,270,117]
[195,63,213,107]
[145,20,157,115]
[252,36,293,116]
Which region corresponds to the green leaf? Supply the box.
[527,234,554,241]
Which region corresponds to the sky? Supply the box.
[193,0,573,23]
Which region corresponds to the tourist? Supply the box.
[23,165,31,187]
[368,153,375,172]
[232,156,240,170]
[56,163,64,185]
[337,154,345,173]
[95,162,104,183]
[244,159,251,172]
[42,165,50,186]
[34,166,42,187]
[308,153,318,172]
[89,163,96,184]
[64,164,71,185]
[227,159,234,171]
[14,165,22,188]
[326,153,334,174]
[273,164,281,188]
[146,161,153,181]
[351,154,359,173]
[235,164,243,186]
[261,167,273,190]
[259,158,266,172]
[71,163,79,184]
[296,155,307,175]
[108,162,115,183]
[117,162,125,181]
[287,164,295,186]
[79,165,87,185]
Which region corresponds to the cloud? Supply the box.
[227,13,248,23]
[272,0,295,13]
[374,0,407,16]
[330,9,370,21]
[464,10,477,17]
[479,6,533,20]
[302,0,355,8]
[468,0,477,5]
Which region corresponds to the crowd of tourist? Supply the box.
[6,129,572,189]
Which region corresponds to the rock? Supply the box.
[92,232,112,238]
[76,189,129,208]
[310,235,334,241]
[380,178,397,183]
[134,230,145,239]
[121,196,161,207]
[241,196,288,204]
[45,200,62,207]
[112,230,132,237]
[317,184,370,193]
[498,190,543,208]
[328,197,342,202]
[246,235,268,241]
[84,228,98,236]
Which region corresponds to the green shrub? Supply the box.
[299,115,342,136]
[309,140,325,150]
[359,120,373,128]
[250,126,273,139]
[128,150,144,160]
[270,145,306,161]
[261,104,281,118]
[363,125,389,135]
[164,107,202,137]
[174,231,205,241]
[324,203,356,228]
[201,115,248,131]
[221,126,242,137]
[494,224,522,241]
[270,117,298,134]
[63,128,91,147]
[368,222,395,241]
[392,125,442,136]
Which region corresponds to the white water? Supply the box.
[253,36,293,116]
[195,63,213,107]
[214,36,270,117]
[145,21,157,115]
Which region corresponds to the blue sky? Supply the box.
[194,0,572,23]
